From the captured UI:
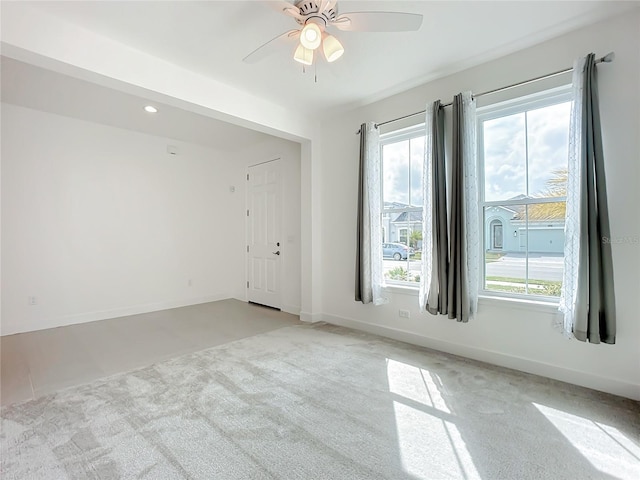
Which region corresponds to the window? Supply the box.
[478,87,571,299]
[380,125,425,286]
[399,228,408,245]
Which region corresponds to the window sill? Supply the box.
[478,294,560,314]
[383,284,419,296]
[381,287,560,314]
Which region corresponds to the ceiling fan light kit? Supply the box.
[294,43,314,65]
[322,34,344,63]
[242,0,423,68]
[300,22,322,50]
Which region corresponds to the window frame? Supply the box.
[476,85,572,303]
[379,123,426,289]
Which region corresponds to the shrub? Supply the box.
[542,282,562,297]
[387,266,408,281]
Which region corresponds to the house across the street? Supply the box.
[384,197,565,254]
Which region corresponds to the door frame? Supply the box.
[491,220,503,250]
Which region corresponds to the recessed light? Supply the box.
[144,105,158,113]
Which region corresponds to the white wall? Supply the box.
[1,104,244,335]
[231,138,302,315]
[1,1,324,327]
[318,12,640,400]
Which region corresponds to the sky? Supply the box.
[382,137,424,207]
[382,101,571,206]
[482,101,570,201]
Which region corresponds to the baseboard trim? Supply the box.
[282,304,301,316]
[1,294,232,336]
[300,311,323,323]
[322,313,640,401]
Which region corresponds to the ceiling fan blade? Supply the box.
[319,0,337,13]
[267,1,303,20]
[242,30,300,64]
[332,12,423,32]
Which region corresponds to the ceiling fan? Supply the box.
[243,0,423,66]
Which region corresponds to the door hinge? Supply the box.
[246,281,249,288]
[246,245,249,253]
[246,209,249,216]
[246,174,249,181]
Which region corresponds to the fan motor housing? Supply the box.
[294,0,337,24]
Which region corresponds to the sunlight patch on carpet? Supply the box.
[388,358,480,479]
[533,402,640,479]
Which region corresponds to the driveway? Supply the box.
[383,253,564,283]
[485,253,563,282]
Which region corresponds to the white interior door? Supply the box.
[247,159,282,309]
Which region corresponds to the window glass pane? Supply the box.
[525,202,565,297]
[409,137,424,207]
[381,132,424,286]
[480,89,570,300]
[484,206,526,294]
[383,140,409,205]
[527,102,571,198]
[483,113,526,202]
[383,216,422,284]
[484,203,564,297]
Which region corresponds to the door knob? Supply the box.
[272,250,281,255]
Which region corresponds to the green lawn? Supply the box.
[486,276,562,297]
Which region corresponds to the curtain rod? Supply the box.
[362,52,615,132]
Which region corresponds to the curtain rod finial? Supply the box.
[602,52,615,63]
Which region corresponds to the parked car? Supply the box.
[382,243,414,261]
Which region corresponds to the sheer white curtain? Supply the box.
[559,54,615,343]
[448,92,479,321]
[420,103,435,312]
[461,92,480,319]
[366,124,386,305]
[558,56,586,338]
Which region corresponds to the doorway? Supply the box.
[246,159,282,309]
[491,220,503,250]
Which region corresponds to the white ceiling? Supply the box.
[24,0,636,113]
[0,57,275,152]
[2,1,637,148]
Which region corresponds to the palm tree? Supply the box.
[409,230,422,249]
[515,168,567,220]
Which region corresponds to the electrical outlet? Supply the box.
[399,309,410,318]
[28,296,37,306]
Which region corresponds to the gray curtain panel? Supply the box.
[574,54,616,344]
[447,94,471,322]
[355,123,372,303]
[356,123,372,303]
[425,101,449,315]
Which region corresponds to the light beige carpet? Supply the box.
[2,323,639,479]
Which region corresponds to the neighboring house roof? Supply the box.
[383,202,422,223]
[489,195,566,221]
[487,205,518,215]
[512,201,566,221]
[393,211,422,223]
